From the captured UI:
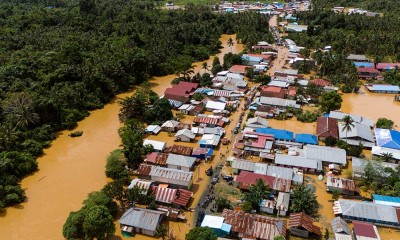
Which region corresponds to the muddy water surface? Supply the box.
[0,35,243,240]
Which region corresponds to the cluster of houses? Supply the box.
[217,1,309,15]
[332,6,379,17]
[199,210,322,239]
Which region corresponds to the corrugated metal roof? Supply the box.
[329,111,374,128]
[331,217,351,234]
[266,165,293,181]
[145,152,168,166]
[259,96,299,108]
[304,145,346,165]
[371,146,400,160]
[222,209,287,239]
[143,139,166,151]
[163,145,193,156]
[276,192,290,211]
[150,166,193,182]
[316,117,339,139]
[289,212,321,236]
[373,194,400,207]
[246,116,269,128]
[119,207,165,231]
[232,159,255,171]
[274,154,322,170]
[254,163,268,175]
[326,176,360,194]
[153,186,177,204]
[175,129,196,139]
[338,199,400,225]
[166,154,196,168]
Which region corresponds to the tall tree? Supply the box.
[186,227,217,240]
[227,37,235,53]
[3,92,39,129]
[244,179,270,211]
[319,91,342,113]
[341,116,355,143]
[291,185,319,216]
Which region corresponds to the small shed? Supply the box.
[161,120,180,132]
[192,147,213,160]
[119,207,165,237]
[288,212,321,239]
[166,154,196,172]
[276,192,290,216]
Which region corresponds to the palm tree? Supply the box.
[227,37,235,53]
[0,123,19,151]
[245,179,270,211]
[155,224,168,240]
[202,62,209,73]
[341,115,355,143]
[3,92,39,129]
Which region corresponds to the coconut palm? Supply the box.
[202,62,209,73]
[227,37,235,53]
[3,92,39,129]
[381,152,393,162]
[244,179,270,211]
[341,115,355,143]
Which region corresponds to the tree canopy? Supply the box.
[319,91,342,113]
[290,185,319,216]
[185,227,217,240]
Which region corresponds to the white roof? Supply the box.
[161,120,180,128]
[149,166,193,182]
[178,104,195,111]
[338,122,374,144]
[259,97,300,108]
[329,111,374,127]
[371,146,400,160]
[268,80,289,88]
[201,215,224,229]
[206,101,226,111]
[217,70,229,76]
[303,145,347,165]
[274,154,322,170]
[175,129,195,139]
[166,154,196,168]
[254,163,268,175]
[232,159,255,171]
[143,139,166,151]
[246,116,269,128]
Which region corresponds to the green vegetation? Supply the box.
[291,185,319,216]
[105,149,129,181]
[296,110,320,123]
[324,136,338,147]
[376,118,394,129]
[244,179,270,212]
[69,131,83,137]
[186,227,217,240]
[319,91,343,113]
[215,197,233,212]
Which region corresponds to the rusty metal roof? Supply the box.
[145,152,168,166]
[137,164,154,176]
[326,176,360,194]
[222,209,287,239]
[163,145,193,156]
[288,212,321,236]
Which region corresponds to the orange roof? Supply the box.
[262,86,283,93]
[309,78,330,87]
[229,65,249,74]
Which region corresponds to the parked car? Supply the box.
[222,137,230,145]
[212,175,219,184]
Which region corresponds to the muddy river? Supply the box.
[1,16,399,239]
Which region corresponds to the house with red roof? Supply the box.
[235,171,291,192]
[229,65,250,75]
[353,221,381,240]
[151,186,193,208]
[260,86,286,99]
[357,67,384,80]
[316,117,339,141]
[376,63,400,72]
[246,53,273,62]
[164,82,198,105]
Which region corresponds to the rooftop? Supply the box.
[375,128,400,150]
[166,154,196,168]
[295,133,318,145]
[163,144,193,156]
[353,221,380,239]
[288,212,321,236]
[119,207,165,231]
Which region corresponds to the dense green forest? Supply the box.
[0,0,271,210]
[312,0,400,14]
[290,0,400,60]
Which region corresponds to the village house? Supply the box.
[295,133,318,145]
[376,62,400,71]
[291,57,316,69]
[274,154,323,173]
[222,209,287,240]
[145,125,161,135]
[163,81,198,107]
[128,179,154,195]
[200,215,231,238]
[205,100,226,112]
[326,176,360,196]
[119,207,165,237]
[199,134,221,149]
[242,54,264,66]
[357,67,383,80]
[163,144,193,156]
[260,86,287,99]
[149,166,193,190]
[245,116,269,129]
[288,212,322,239]
[372,145,400,161]
[346,54,369,62]
[161,120,183,133]
[178,104,196,115]
[151,186,193,208]
[372,194,400,207]
[304,145,347,166]
[191,147,213,160]
[144,152,168,166]
[268,80,290,88]
[374,128,400,150]
[316,117,339,141]
[166,154,196,172]
[231,158,256,174]
[331,217,352,240]
[136,164,154,179]
[174,129,196,142]
[353,221,382,240]
[229,65,250,75]
[334,199,400,228]
[329,111,374,128]
[235,171,291,193]
[338,122,375,148]
[193,116,225,128]
[213,72,248,91]
[143,139,166,152]
[365,84,400,94]
[266,165,304,185]
[309,78,330,87]
[241,131,274,156]
[352,157,398,179]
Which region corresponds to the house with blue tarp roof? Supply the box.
[296,134,318,145]
[353,62,373,68]
[374,128,400,150]
[373,194,400,207]
[256,128,294,141]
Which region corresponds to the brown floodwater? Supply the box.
[0,34,243,240]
